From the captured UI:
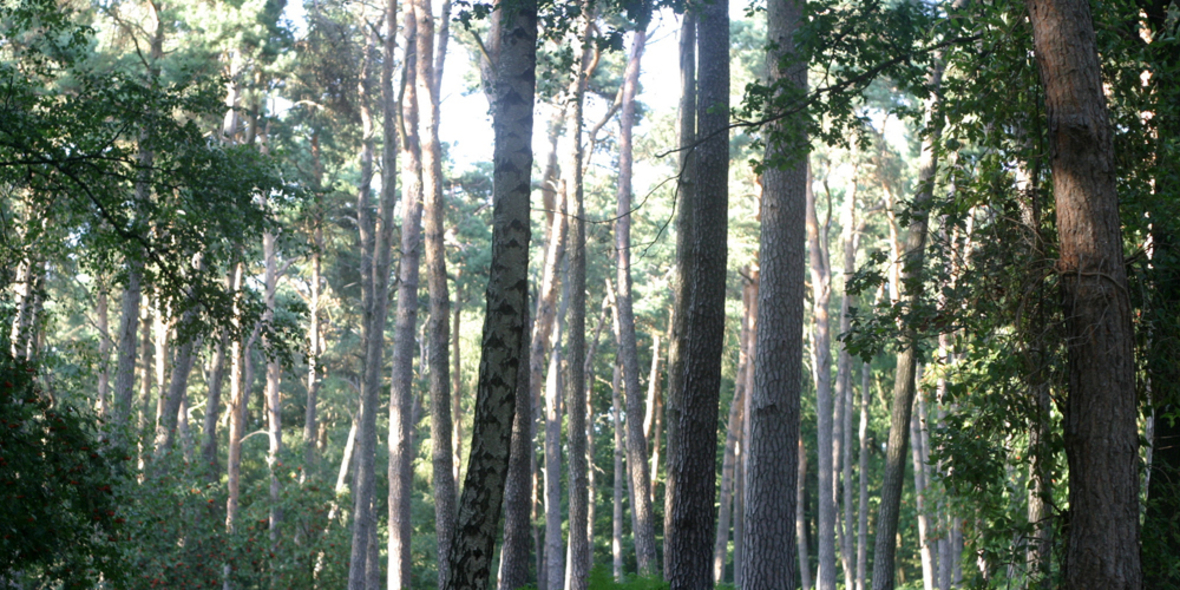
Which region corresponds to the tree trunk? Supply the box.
[544,271,569,590]
[113,260,143,441]
[263,231,283,540]
[909,393,935,590]
[667,0,728,584]
[742,0,804,587]
[714,278,753,583]
[611,358,625,581]
[733,273,756,588]
[453,300,464,485]
[565,23,592,590]
[498,312,534,590]
[154,309,198,459]
[417,0,459,584]
[836,180,860,590]
[203,332,227,481]
[389,5,422,587]
[663,13,695,576]
[349,21,397,588]
[613,24,657,578]
[856,363,870,590]
[806,166,836,590]
[305,222,323,479]
[225,263,246,538]
[1026,0,1140,587]
[870,50,949,590]
[441,0,535,585]
[798,440,812,590]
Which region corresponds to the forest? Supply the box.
[0,0,1176,588]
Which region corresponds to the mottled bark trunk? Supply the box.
[154,310,198,459]
[909,393,935,590]
[836,182,859,590]
[613,25,657,578]
[1027,0,1140,587]
[263,231,283,540]
[389,6,421,587]
[442,0,535,585]
[225,264,246,537]
[742,0,804,587]
[544,275,568,590]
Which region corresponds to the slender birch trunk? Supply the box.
[807,167,837,590]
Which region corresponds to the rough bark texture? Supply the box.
[667,0,727,585]
[613,25,657,577]
[742,0,804,587]
[389,4,420,587]
[1026,0,1141,587]
[441,0,535,586]
[417,0,458,584]
[663,14,695,575]
[733,274,757,588]
[544,280,567,590]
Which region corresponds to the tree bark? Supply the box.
[113,260,143,441]
[611,357,625,582]
[417,0,459,584]
[798,440,812,590]
[733,273,756,588]
[856,363,869,590]
[909,392,935,590]
[389,4,422,587]
[714,277,753,583]
[613,24,657,578]
[663,13,695,576]
[203,332,227,481]
[667,0,728,585]
[565,10,593,587]
[836,179,860,590]
[498,312,534,590]
[225,263,246,538]
[1026,0,1140,587]
[544,273,568,590]
[441,0,535,585]
[742,0,804,587]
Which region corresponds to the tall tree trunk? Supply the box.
[611,358,625,582]
[225,263,246,539]
[96,285,111,417]
[836,180,860,590]
[305,221,323,479]
[584,294,609,562]
[417,0,459,583]
[870,50,950,590]
[663,13,695,576]
[909,393,935,590]
[113,260,143,441]
[389,4,421,587]
[544,272,569,590]
[856,363,870,590]
[667,0,728,583]
[797,440,812,590]
[154,309,198,459]
[742,0,804,587]
[203,332,227,481]
[349,21,397,588]
[733,272,756,588]
[442,0,535,585]
[613,24,657,578]
[453,300,464,485]
[564,10,594,588]
[806,166,836,590]
[644,332,661,502]
[1026,0,1140,587]
[263,231,283,540]
[714,278,753,583]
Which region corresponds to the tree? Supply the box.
[442,0,536,586]
[741,0,805,588]
[1026,0,1141,588]
[666,0,729,586]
